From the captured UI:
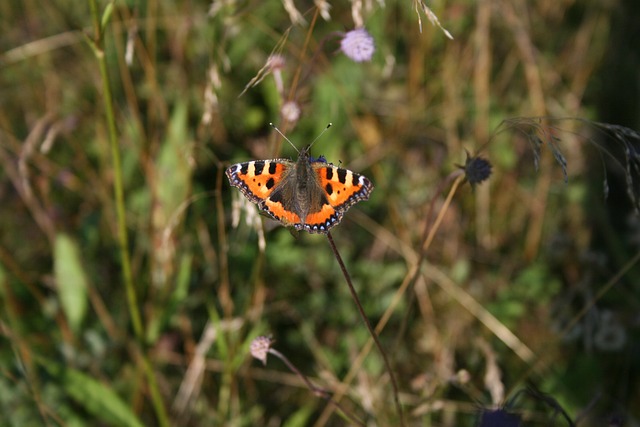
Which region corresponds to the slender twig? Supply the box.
[318,174,466,425]
[287,7,319,103]
[268,348,365,426]
[86,2,168,426]
[326,232,405,426]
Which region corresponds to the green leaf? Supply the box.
[40,359,144,427]
[101,2,114,31]
[282,405,314,427]
[54,234,89,333]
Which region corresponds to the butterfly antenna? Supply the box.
[269,122,333,152]
[270,123,299,153]
[308,123,333,150]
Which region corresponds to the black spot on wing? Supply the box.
[325,183,333,195]
[268,162,278,174]
[269,190,283,203]
[240,164,249,175]
[325,167,333,180]
[266,178,275,189]
[253,161,265,175]
[337,168,347,184]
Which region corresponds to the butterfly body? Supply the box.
[226,146,373,234]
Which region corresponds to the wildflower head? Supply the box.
[281,100,301,124]
[460,150,492,187]
[340,28,375,62]
[250,336,274,365]
[266,54,286,72]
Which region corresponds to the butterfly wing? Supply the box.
[226,155,374,234]
[226,159,291,203]
[299,162,373,233]
[226,159,304,226]
[314,163,373,209]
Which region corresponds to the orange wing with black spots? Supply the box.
[226,159,291,204]
[226,151,373,234]
[313,163,373,209]
[262,197,304,227]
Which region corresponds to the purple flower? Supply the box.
[340,28,375,62]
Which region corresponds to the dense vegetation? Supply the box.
[1,0,639,425]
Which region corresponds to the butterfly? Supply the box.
[226,144,373,234]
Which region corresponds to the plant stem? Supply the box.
[87,2,168,426]
[326,232,405,426]
[87,0,142,342]
[268,348,365,426]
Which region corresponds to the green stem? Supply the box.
[87,2,168,426]
[326,232,404,426]
[95,28,143,343]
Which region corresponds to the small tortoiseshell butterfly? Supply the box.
[226,129,373,234]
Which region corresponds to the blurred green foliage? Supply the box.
[1,0,639,426]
